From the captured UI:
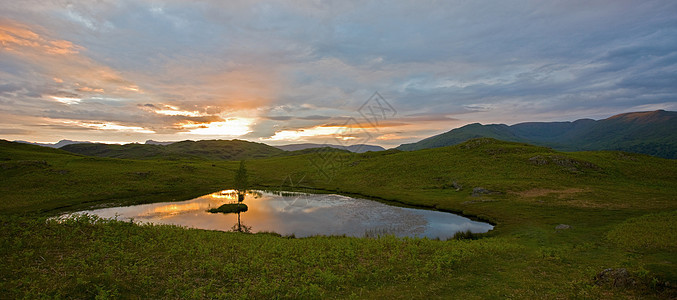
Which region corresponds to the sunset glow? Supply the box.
[51,96,82,105]
[178,118,254,136]
[61,120,155,134]
[0,2,675,148]
[265,126,337,141]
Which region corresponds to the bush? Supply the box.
[207,203,248,214]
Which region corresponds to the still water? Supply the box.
[69,190,493,239]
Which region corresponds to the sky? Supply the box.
[1,0,676,148]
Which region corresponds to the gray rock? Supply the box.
[555,224,571,230]
[528,155,549,165]
[471,187,490,197]
[595,268,636,288]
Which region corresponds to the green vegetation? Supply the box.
[0,140,229,215]
[276,143,385,153]
[60,139,352,162]
[607,211,677,252]
[397,110,677,158]
[1,138,676,298]
[61,139,286,161]
[208,203,249,214]
[397,122,524,151]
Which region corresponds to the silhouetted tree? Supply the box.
[234,160,248,202]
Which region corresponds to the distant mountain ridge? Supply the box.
[275,143,385,153]
[145,140,176,146]
[14,139,91,148]
[396,110,677,159]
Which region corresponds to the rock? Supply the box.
[471,187,490,197]
[555,224,571,230]
[595,268,636,288]
[528,155,600,171]
[528,155,549,165]
[471,187,502,197]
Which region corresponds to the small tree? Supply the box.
[234,160,248,202]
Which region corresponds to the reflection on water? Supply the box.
[67,190,493,239]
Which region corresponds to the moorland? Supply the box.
[1,137,676,298]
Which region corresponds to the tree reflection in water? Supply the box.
[231,211,252,233]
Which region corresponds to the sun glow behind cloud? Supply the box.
[50,96,82,105]
[178,118,254,136]
[155,109,207,117]
[141,104,212,117]
[61,120,155,133]
[264,125,356,141]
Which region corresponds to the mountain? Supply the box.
[61,139,286,160]
[14,139,91,148]
[396,123,525,151]
[396,110,677,158]
[275,143,385,153]
[145,140,176,146]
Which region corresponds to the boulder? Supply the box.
[555,224,571,230]
[595,268,636,288]
[471,187,491,197]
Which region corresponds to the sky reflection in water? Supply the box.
[72,190,493,239]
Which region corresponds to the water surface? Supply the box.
[69,190,493,239]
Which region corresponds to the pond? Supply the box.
[67,190,493,239]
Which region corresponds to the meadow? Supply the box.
[1,138,675,298]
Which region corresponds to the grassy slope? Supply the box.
[396,123,525,151]
[0,140,233,215]
[60,139,286,161]
[396,110,677,158]
[1,139,676,298]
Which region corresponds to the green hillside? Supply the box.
[61,139,286,161]
[1,139,676,298]
[397,123,526,150]
[397,110,677,158]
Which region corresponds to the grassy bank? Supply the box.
[1,139,675,298]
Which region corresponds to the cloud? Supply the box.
[0,22,82,55]
[1,1,676,145]
[0,128,33,135]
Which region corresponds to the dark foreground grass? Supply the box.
[0,214,661,299]
[1,139,676,298]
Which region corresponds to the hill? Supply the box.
[275,143,385,153]
[1,138,676,298]
[396,110,677,158]
[61,139,285,160]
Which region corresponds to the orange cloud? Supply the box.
[376,133,407,140]
[1,20,141,102]
[76,86,105,93]
[0,22,82,54]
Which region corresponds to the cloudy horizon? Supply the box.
[1,1,676,147]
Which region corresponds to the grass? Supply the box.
[0,214,616,299]
[607,211,677,252]
[60,139,286,161]
[1,138,676,298]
